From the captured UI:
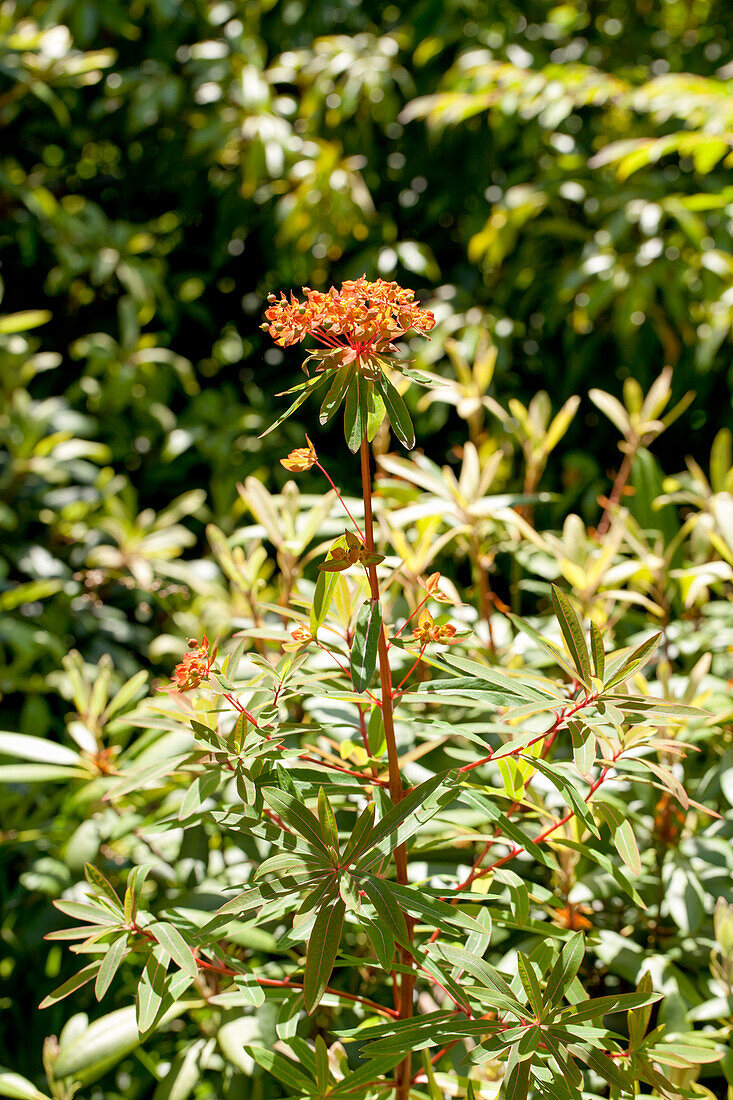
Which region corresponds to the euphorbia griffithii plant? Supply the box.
[42,281,719,1100]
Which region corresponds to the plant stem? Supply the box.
[596,447,634,537]
[359,435,414,1099]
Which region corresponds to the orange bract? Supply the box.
[281,435,318,472]
[412,609,459,646]
[170,636,215,692]
[263,277,435,356]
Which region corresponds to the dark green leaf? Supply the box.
[589,621,605,681]
[543,933,585,1009]
[360,875,409,942]
[148,922,198,980]
[350,599,382,693]
[374,373,415,449]
[319,362,355,425]
[39,963,101,1009]
[603,633,661,691]
[95,936,129,1001]
[551,585,592,686]
[303,898,345,1014]
[262,788,329,852]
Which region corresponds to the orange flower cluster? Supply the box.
[412,610,459,646]
[170,636,215,692]
[284,624,314,652]
[262,277,435,358]
[281,436,318,472]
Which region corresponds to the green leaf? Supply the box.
[95,936,129,1001]
[569,720,595,778]
[178,771,220,821]
[350,599,382,693]
[0,732,80,767]
[560,990,661,1024]
[39,963,101,1009]
[503,1055,531,1100]
[543,932,585,1009]
[317,788,339,851]
[136,947,168,1033]
[53,899,121,927]
[459,790,558,870]
[507,614,586,686]
[247,1047,316,1093]
[568,1045,630,1090]
[517,953,543,1018]
[612,817,642,876]
[310,568,341,641]
[303,898,346,1014]
[124,864,152,926]
[344,372,369,453]
[524,756,600,838]
[551,585,592,686]
[589,622,605,681]
[319,362,355,425]
[374,373,415,448]
[0,1067,51,1100]
[262,788,329,852]
[84,863,123,911]
[260,374,327,439]
[360,875,409,942]
[428,946,522,1008]
[363,917,395,971]
[355,772,454,866]
[148,922,198,979]
[603,633,661,690]
[341,803,375,864]
[628,971,654,1049]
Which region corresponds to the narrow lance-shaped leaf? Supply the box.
[148,922,198,980]
[344,372,369,453]
[628,970,654,1050]
[310,568,340,641]
[543,932,585,1008]
[603,633,661,691]
[95,936,129,1001]
[350,598,382,694]
[517,953,543,1018]
[303,898,346,1014]
[375,373,415,449]
[39,962,101,1009]
[589,621,605,681]
[569,720,595,778]
[353,771,452,865]
[503,1053,532,1100]
[612,817,642,877]
[262,788,329,853]
[259,374,327,439]
[319,361,355,425]
[551,585,592,686]
[317,788,339,852]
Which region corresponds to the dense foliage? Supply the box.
[1,2,733,1098]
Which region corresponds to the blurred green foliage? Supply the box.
[1,0,733,1095]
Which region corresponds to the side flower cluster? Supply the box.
[170,636,216,692]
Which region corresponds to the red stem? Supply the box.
[315,461,365,541]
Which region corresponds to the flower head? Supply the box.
[284,624,314,652]
[281,435,318,473]
[263,277,435,357]
[170,636,215,692]
[412,610,459,646]
[261,279,434,452]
